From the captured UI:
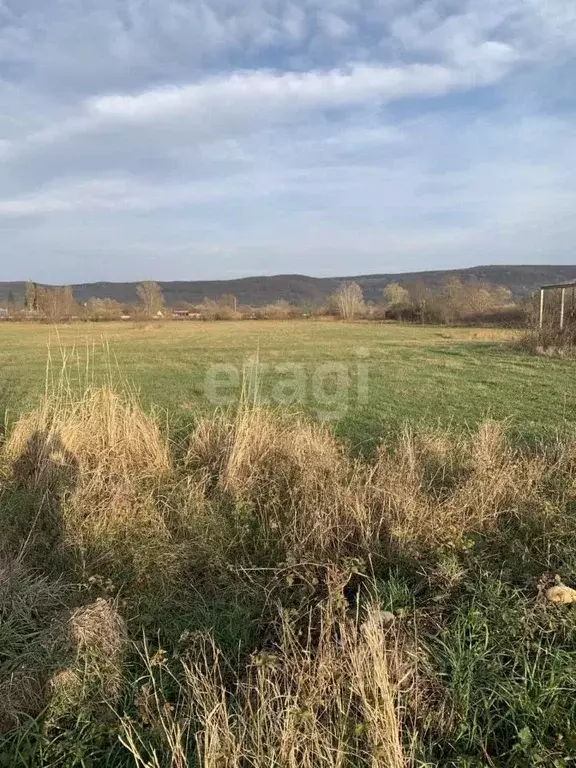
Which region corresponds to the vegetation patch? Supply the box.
[1,375,576,765]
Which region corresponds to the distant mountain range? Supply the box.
[2,265,576,308]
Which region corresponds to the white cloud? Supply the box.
[3,51,515,161]
[87,62,490,121]
[0,51,516,199]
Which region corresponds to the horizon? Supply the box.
[1,1,575,282]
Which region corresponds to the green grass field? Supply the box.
[1,320,575,445]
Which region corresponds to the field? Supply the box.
[2,320,576,445]
[2,320,576,767]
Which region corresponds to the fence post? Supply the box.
[539,288,544,329]
[560,287,566,330]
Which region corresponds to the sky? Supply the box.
[0,0,575,283]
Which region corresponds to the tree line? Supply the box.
[16,280,166,322]
[331,276,520,324]
[0,276,527,326]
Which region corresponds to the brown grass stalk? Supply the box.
[122,592,409,768]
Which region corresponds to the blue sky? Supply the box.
[0,0,575,282]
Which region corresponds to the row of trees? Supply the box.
[380,277,515,324]
[4,277,520,325]
[16,281,165,322]
[25,282,76,320]
[331,276,515,323]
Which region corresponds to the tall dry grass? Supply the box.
[369,420,548,554]
[122,589,408,768]
[186,405,370,562]
[3,373,564,581]
[186,403,557,568]
[5,384,177,580]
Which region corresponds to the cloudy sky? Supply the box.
[0,0,575,282]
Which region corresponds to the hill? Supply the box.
[1,264,575,308]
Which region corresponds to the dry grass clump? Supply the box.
[369,421,546,553]
[47,597,128,722]
[188,404,344,497]
[67,597,127,665]
[186,406,557,567]
[122,589,409,768]
[4,386,177,578]
[187,405,371,561]
[445,421,545,527]
[0,671,45,733]
[7,386,171,491]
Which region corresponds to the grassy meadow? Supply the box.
[1,320,576,766]
[1,320,576,445]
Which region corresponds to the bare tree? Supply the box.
[7,290,16,316]
[25,281,38,312]
[137,281,165,316]
[86,297,122,320]
[218,294,238,311]
[440,277,466,324]
[36,285,76,321]
[257,300,293,320]
[334,282,364,321]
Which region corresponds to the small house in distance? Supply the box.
[172,309,201,319]
[0,307,9,320]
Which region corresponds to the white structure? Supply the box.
[538,282,576,330]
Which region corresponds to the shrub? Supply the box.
[255,300,294,320]
[516,324,576,356]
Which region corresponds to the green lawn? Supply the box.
[1,320,575,446]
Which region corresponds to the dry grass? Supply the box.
[0,671,45,734]
[122,587,409,768]
[368,420,548,554]
[3,381,576,764]
[4,385,177,579]
[516,325,576,356]
[5,382,551,575]
[3,381,566,576]
[47,597,128,723]
[186,404,558,568]
[0,553,128,732]
[0,557,68,732]
[187,404,370,561]
[6,384,171,495]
